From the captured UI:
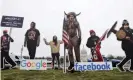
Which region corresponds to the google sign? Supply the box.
[20,59,47,70]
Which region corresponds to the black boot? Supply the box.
[68,62,74,72]
[116,64,125,72]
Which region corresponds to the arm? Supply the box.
[97,36,101,45]
[37,30,40,46]
[43,38,50,45]
[77,23,81,38]
[59,40,64,44]
[0,36,2,50]
[24,36,27,46]
[77,23,82,45]
[86,39,89,48]
[112,29,117,34]
[131,29,133,40]
[86,38,93,48]
[117,35,131,41]
[9,36,14,42]
[24,30,28,47]
[37,36,40,46]
[131,29,133,32]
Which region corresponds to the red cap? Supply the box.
[3,30,8,33]
[90,30,95,34]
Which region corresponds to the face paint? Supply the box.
[124,25,129,29]
[53,36,57,42]
[69,15,74,22]
[90,33,95,36]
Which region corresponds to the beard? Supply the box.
[53,39,57,45]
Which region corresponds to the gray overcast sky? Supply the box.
[0,0,133,57]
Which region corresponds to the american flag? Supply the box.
[97,29,109,44]
[95,29,109,62]
[62,16,69,45]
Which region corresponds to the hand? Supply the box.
[94,42,97,45]
[24,44,26,47]
[126,36,130,40]
[37,44,39,47]
[91,47,95,49]
[43,38,46,41]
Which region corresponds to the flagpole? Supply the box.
[63,13,66,73]
[63,12,67,73]
[63,45,66,73]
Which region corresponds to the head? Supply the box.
[64,11,81,22]
[53,35,57,42]
[122,19,129,29]
[30,22,36,29]
[90,30,96,36]
[69,14,75,22]
[3,30,8,35]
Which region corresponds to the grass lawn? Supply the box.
[1,69,133,80]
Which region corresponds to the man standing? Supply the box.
[43,35,63,69]
[24,22,40,59]
[1,30,16,69]
[114,20,133,72]
[86,30,101,62]
[63,12,82,71]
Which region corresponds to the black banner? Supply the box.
[1,16,24,28]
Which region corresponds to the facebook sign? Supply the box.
[74,62,113,71]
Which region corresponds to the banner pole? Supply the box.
[9,27,13,36]
[21,45,23,61]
